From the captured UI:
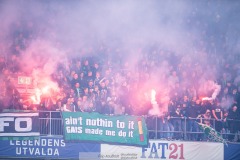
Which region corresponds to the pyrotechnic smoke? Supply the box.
[201,81,221,101]
[212,84,221,100]
[0,0,239,113]
[20,40,66,92]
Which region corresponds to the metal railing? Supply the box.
[39,111,240,142]
[146,116,240,142]
[39,111,63,136]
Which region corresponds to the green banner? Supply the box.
[62,112,148,146]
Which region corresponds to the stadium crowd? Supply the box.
[0,21,240,142]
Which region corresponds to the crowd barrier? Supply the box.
[38,111,240,142]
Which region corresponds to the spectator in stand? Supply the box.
[159,112,174,140]
[67,70,76,84]
[87,101,96,112]
[106,90,122,115]
[68,89,76,99]
[88,86,95,101]
[88,79,94,90]
[82,59,91,76]
[171,104,183,140]
[103,68,112,80]
[158,115,168,139]
[200,108,212,125]
[73,60,82,74]
[222,110,229,139]
[168,70,179,88]
[98,81,108,114]
[76,100,84,112]
[82,87,89,98]
[187,86,197,101]
[220,73,230,89]
[81,95,89,111]
[188,97,201,141]
[55,70,69,88]
[73,82,83,98]
[119,81,131,114]
[232,87,240,106]
[79,72,87,88]
[200,100,212,115]
[211,101,223,132]
[63,97,76,112]
[92,85,100,111]
[104,79,112,92]
[94,72,101,86]
[199,109,212,141]
[228,105,240,141]
[219,87,232,111]
[81,95,95,112]
[86,70,94,82]
[166,113,175,140]
[71,73,80,88]
[92,62,100,79]
[181,101,189,139]
[55,100,63,111]
[195,99,203,117]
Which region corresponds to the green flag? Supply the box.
[198,123,227,146]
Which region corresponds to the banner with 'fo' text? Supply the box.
[62,112,148,146]
[0,112,39,139]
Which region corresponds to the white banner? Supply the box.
[101,140,223,160]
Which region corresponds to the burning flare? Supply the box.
[148,89,161,116]
[151,89,157,104]
[31,88,42,104]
